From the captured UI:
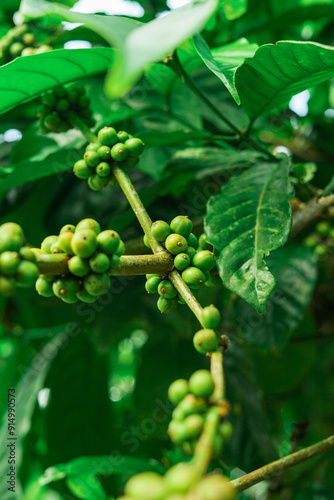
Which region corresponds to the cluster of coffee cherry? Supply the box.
[118,468,237,500]
[73,127,145,191]
[37,85,94,133]
[145,216,217,312]
[117,468,237,500]
[35,218,124,303]
[304,220,334,257]
[0,223,39,297]
[0,24,51,64]
[167,370,232,458]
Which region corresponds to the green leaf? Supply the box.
[18,0,140,47]
[65,476,106,500]
[0,338,59,500]
[221,0,248,20]
[236,41,334,120]
[194,35,258,104]
[323,174,334,196]
[235,246,318,350]
[205,157,294,313]
[106,0,219,97]
[0,48,113,116]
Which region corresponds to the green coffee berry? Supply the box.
[71,229,98,258]
[178,393,207,416]
[19,247,36,262]
[76,219,101,235]
[186,246,196,261]
[74,160,92,179]
[84,151,101,168]
[143,234,151,249]
[61,295,79,304]
[35,276,54,297]
[198,234,213,251]
[95,230,119,255]
[84,272,110,296]
[97,146,111,161]
[316,221,331,237]
[193,328,218,354]
[158,280,177,299]
[0,251,20,275]
[146,274,160,280]
[315,244,327,256]
[205,274,221,288]
[189,370,215,398]
[111,143,128,161]
[53,86,67,98]
[58,231,74,255]
[201,305,221,329]
[184,414,204,439]
[0,232,24,253]
[188,233,198,248]
[117,131,129,143]
[50,241,62,254]
[151,220,171,242]
[157,296,178,313]
[59,224,76,235]
[21,47,35,57]
[78,95,90,108]
[114,240,125,256]
[182,267,206,289]
[42,91,57,107]
[168,420,187,444]
[68,255,90,277]
[95,162,110,178]
[174,253,191,271]
[76,288,97,303]
[304,235,318,248]
[0,276,16,297]
[39,237,56,254]
[109,254,121,270]
[44,113,63,131]
[170,216,193,238]
[89,252,110,273]
[219,421,233,440]
[53,276,80,300]
[165,234,188,255]
[56,99,70,112]
[192,474,237,500]
[16,261,39,287]
[125,472,166,500]
[168,379,189,405]
[145,276,161,294]
[37,105,49,118]
[88,175,108,191]
[0,223,24,237]
[97,127,118,147]
[193,250,216,272]
[164,463,199,494]
[86,143,100,152]
[125,138,145,156]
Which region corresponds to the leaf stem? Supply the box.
[193,407,220,474]
[67,112,98,143]
[210,351,225,402]
[232,435,334,492]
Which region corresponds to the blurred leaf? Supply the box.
[322,174,334,196]
[221,0,248,20]
[106,0,219,97]
[194,35,258,103]
[205,157,294,314]
[0,337,59,500]
[145,64,180,96]
[65,476,106,500]
[236,41,334,120]
[10,123,56,164]
[0,48,113,116]
[235,246,318,350]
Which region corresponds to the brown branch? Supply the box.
[290,194,334,238]
[233,435,334,492]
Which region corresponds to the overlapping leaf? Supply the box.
[205,157,294,313]
[235,246,318,349]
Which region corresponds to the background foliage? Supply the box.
[0,0,333,499]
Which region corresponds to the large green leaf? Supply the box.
[236,41,334,120]
[235,246,318,350]
[194,35,258,103]
[205,157,294,313]
[0,48,113,116]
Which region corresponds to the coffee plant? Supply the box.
[0,1,334,499]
